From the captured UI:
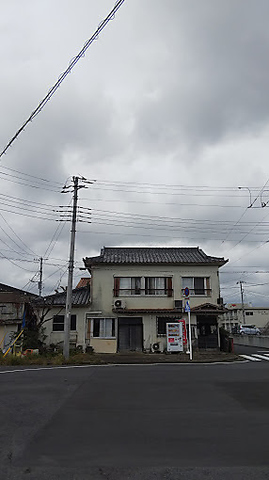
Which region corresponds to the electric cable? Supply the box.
[0,212,37,256]
[0,0,126,158]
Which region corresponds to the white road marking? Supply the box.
[0,360,246,375]
[252,354,269,361]
[239,355,261,361]
[0,364,97,375]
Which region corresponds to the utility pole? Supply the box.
[63,177,79,360]
[62,176,92,360]
[38,257,43,297]
[237,281,246,324]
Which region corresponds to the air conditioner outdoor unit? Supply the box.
[114,299,126,309]
[151,342,161,353]
[174,299,183,311]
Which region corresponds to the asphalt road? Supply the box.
[234,342,269,355]
[0,356,269,480]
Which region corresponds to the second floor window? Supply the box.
[182,277,210,296]
[145,277,172,296]
[114,277,173,296]
[114,277,141,296]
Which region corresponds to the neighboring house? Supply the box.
[36,282,91,350]
[83,246,228,353]
[0,283,38,352]
[221,303,269,332]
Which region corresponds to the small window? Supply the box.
[52,314,76,332]
[157,317,171,336]
[92,318,115,338]
[246,312,253,316]
[182,277,210,296]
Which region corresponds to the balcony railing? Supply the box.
[181,288,211,296]
[113,288,173,297]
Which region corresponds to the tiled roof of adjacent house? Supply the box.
[75,277,91,288]
[35,285,90,307]
[84,247,228,267]
[0,282,38,298]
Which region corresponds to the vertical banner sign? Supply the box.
[166,322,184,352]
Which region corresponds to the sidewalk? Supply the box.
[87,351,241,364]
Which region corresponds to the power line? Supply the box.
[93,178,266,192]
[0,171,61,192]
[43,200,72,259]
[0,212,37,257]
[90,208,269,230]
[82,196,242,208]
[77,227,266,243]
[0,164,63,187]
[0,252,37,273]
[90,184,248,198]
[0,0,126,158]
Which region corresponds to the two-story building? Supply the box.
[221,303,269,333]
[0,283,38,352]
[83,246,228,353]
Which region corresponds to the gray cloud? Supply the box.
[1,0,269,304]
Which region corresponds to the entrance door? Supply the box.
[197,315,218,349]
[118,317,143,352]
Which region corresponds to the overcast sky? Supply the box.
[1,0,269,306]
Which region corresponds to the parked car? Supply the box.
[231,326,239,334]
[239,324,261,335]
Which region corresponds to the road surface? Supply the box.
[0,355,269,479]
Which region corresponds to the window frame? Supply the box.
[181,277,211,296]
[114,276,173,297]
[145,277,173,296]
[91,317,116,339]
[114,277,142,296]
[52,314,77,332]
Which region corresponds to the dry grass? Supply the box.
[0,350,240,366]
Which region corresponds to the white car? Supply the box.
[239,324,261,335]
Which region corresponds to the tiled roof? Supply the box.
[0,283,38,298]
[75,277,91,288]
[84,247,228,267]
[35,285,90,307]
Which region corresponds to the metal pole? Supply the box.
[239,281,246,325]
[187,309,193,361]
[184,295,193,361]
[63,176,79,360]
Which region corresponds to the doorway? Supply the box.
[197,315,218,349]
[118,317,143,352]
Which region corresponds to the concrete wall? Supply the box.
[90,338,117,353]
[232,335,269,349]
[0,324,20,351]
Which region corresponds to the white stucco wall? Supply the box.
[141,312,196,352]
[86,263,220,352]
[90,264,221,314]
[42,306,90,350]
